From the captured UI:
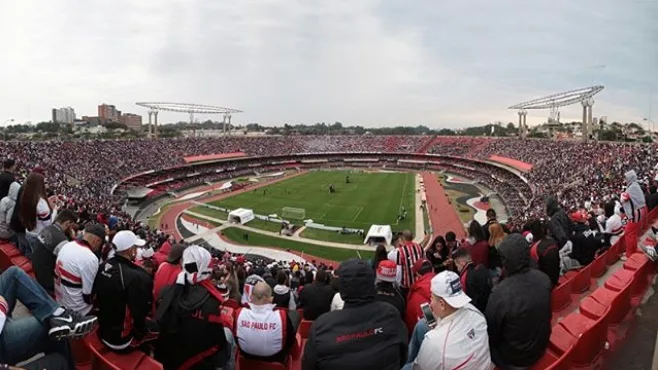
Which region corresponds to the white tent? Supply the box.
[228,208,255,224]
[219,181,233,190]
[364,224,393,245]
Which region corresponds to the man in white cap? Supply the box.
[94,230,156,351]
[405,271,492,370]
[155,245,236,370]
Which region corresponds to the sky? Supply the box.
[0,0,657,129]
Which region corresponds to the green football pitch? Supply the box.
[195,170,416,234]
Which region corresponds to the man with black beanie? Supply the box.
[302,259,407,370]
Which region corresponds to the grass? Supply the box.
[300,228,365,244]
[220,227,374,261]
[189,206,229,220]
[200,170,415,232]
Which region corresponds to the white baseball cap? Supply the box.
[430,271,472,308]
[112,230,146,252]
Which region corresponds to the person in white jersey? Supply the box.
[54,223,105,315]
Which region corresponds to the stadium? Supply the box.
[1,133,658,370]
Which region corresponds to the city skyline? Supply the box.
[0,0,656,128]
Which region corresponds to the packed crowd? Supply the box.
[1,135,658,369]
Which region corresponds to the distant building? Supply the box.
[81,116,102,126]
[51,107,76,124]
[98,104,120,122]
[119,113,142,131]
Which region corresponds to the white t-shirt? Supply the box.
[54,240,99,315]
[235,303,286,357]
[411,303,493,370]
[605,214,624,247]
[331,292,344,311]
[29,198,56,235]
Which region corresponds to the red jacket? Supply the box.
[465,240,489,268]
[153,262,181,302]
[404,272,435,333]
[154,241,172,266]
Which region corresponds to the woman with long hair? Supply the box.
[371,243,388,271]
[18,172,56,235]
[463,220,489,267]
[488,223,507,249]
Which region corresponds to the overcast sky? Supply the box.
[1,0,656,128]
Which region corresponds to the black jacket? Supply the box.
[155,283,230,370]
[546,196,571,248]
[570,223,604,267]
[0,171,15,200]
[94,255,154,349]
[374,282,406,318]
[529,237,560,287]
[299,282,334,320]
[459,262,492,313]
[486,234,552,368]
[302,259,407,370]
[32,224,69,294]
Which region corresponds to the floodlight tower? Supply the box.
[136,102,243,138]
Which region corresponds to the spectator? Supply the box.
[621,169,647,260]
[155,246,235,370]
[445,231,460,253]
[273,269,297,310]
[404,271,492,370]
[545,196,571,250]
[235,282,295,364]
[488,222,507,249]
[152,243,187,302]
[0,266,97,367]
[483,208,507,240]
[601,201,624,248]
[424,236,450,273]
[0,182,19,241]
[32,209,77,295]
[568,210,604,268]
[452,248,491,313]
[330,270,344,311]
[374,260,406,318]
[528,219,560,287]
[371,243,389,271]
[486,234,552,369]
[94,230,155,351]
[0,159,16,200]
[463,221,489,268]
[241,274,265,305]
[298,269,334,320]
[389,230,427,295]
[54,223,105,315]
[19,172,56,238]
[302,259,408,370]
[404,258,435,334]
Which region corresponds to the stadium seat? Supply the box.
[589,253,607,279]
[586,287,631,326]
[604,269,634,292]
[0,244,19,270]
[297,319,314,340]
[85,332,163,370]
[70,337,93,366]
[530,347,574,370]
[558,311,609,369]
[563,263,591,294]
[547,323,577,355]
[623,253,652,300]
[10,255,33,274]
[237,353,292,370]
[551,279,572,313]
[605,244,620,266]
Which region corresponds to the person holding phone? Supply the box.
[403,271,492,370]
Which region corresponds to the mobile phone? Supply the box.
[420,303,437,329]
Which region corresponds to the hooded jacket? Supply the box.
[302,259,408,370]
[622,170,647,222]
[485,234,552,368]
[404,271,435,333]
[273,284,297,310]
[545,196,571,247]
[0,182,20,239]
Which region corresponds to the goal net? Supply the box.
[282,207,306,220]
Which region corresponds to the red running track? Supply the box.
[422,172,467,240]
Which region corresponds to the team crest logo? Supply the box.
[467,328,475,340]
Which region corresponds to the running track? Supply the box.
[421,172,467,240]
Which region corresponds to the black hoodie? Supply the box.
[486,234,552,368]
[302,259,407,370]
[545,196,571,247]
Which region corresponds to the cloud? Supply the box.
[0,0,656,128]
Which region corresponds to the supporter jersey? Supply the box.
[234,303,286,357]
[604,214,624,246]
[31,197,56,235]
[394,242,424,289]
[54,240,99,315]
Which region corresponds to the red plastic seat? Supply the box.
[605,244,620,266]
[85,332,163,370]
[297,319,314,340]
[547,323,577,355]
[604,269,634,292]
[587,286,631,326]
[563,263,591,294]
[589,253,607,279]
[623,253,652,298]
[10,255,33,274]
[238,353,292,370]
[551,279,572,313]
[558,312,609,368]
[0,243,20,257]
[530,347,574,370]
[70,337,93,366]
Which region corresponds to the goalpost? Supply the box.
[282,207,306,220]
